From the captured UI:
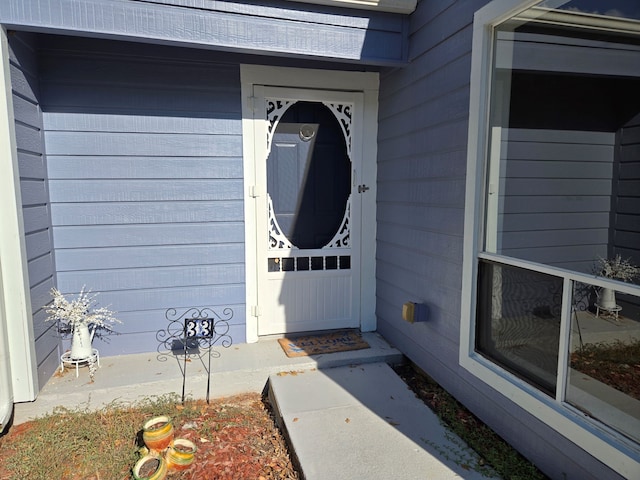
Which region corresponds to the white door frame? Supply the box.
[241,65,379,342]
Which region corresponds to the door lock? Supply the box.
[358,184,370,193]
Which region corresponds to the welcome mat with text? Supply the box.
[278,330,370,358]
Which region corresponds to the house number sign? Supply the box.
[157,307,233,403]
[185,318,214,338]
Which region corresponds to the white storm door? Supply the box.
[254,87,364,335]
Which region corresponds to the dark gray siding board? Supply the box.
[0,0,407,66]
[44,132,242,157]
[54,244,244,271]
[9,31,59,389]
[50,200,243,224]
[49,181,242,202]
[53,223,244,248]
[499,129,614,271]
[376,1,625,479]
[22,205,50,232]
[377,222,463,264]
[41,39,246,354]
[44,113,241,135]
[105,305,245,335]
[503,196,611,214]
[497,32,640,77]
[501,212,610,231]
[378,55,471,124]
[88,285,245,315]
[377,177,466,208]
[57,264,244,292]
[377,149,467,180]
[613,116,640,317]
[48,156,242,179]
[13,93,41,126]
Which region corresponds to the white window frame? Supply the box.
[460,1,640,477]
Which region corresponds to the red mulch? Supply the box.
[0,393,299,480]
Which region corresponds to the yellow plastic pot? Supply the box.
[142,416,174,452]
[165,438,197,471]
[132,455,168,480]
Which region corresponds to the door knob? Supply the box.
[358,184,370,193]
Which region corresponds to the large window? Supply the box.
[463,1,640,476]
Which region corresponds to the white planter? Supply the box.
[70,323,94,360]
[599,287,618,310]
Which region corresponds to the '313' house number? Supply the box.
[184,318,214,338]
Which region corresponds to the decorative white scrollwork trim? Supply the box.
[324,195,351,249]
[265,99,353,252]
[266,98,293,156]
[267,194,294,250]
[323,102,353,160]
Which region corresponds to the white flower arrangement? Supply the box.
[46,287,121,330]
[46,287,120,382]
[596,255,640,282]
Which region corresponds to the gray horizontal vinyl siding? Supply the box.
[375,1,623,479]
[40,39,245,355]
[0,0,408,66]
[613,113,640,319]
[498,129,615,273]
[9,31,59,389]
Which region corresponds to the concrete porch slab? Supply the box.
[12,331,402,424]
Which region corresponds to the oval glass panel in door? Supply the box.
[267,101,351,250]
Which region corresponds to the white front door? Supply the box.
[252,87,365,335]
[241,66,379,341]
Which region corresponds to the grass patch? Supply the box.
[0,393,297,480]
[1,394,186,479]
[395,363,548,480]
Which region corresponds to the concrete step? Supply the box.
[268,362,499,480]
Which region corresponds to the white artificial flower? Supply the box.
[46,286,121,329]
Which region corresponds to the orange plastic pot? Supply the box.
[142,416,174,452]
[166,438,197,471]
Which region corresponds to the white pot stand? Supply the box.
[60,349,100,378]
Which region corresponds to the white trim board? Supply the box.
[240,65,379,343]
[0,27,38,402]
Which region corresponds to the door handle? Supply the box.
[358,184,370,193]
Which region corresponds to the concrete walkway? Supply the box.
[12,332,499,479]
[269,362,498,480]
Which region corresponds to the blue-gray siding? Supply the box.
[614,113,640,317]
[0,0,407,66]
[3,0,633,477]
[499,129,614,273]
[615,113,640,260]
[40,37,246,354]
[375,1,623,479]
[9,31,59,389]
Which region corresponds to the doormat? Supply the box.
[278,330,370,358]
